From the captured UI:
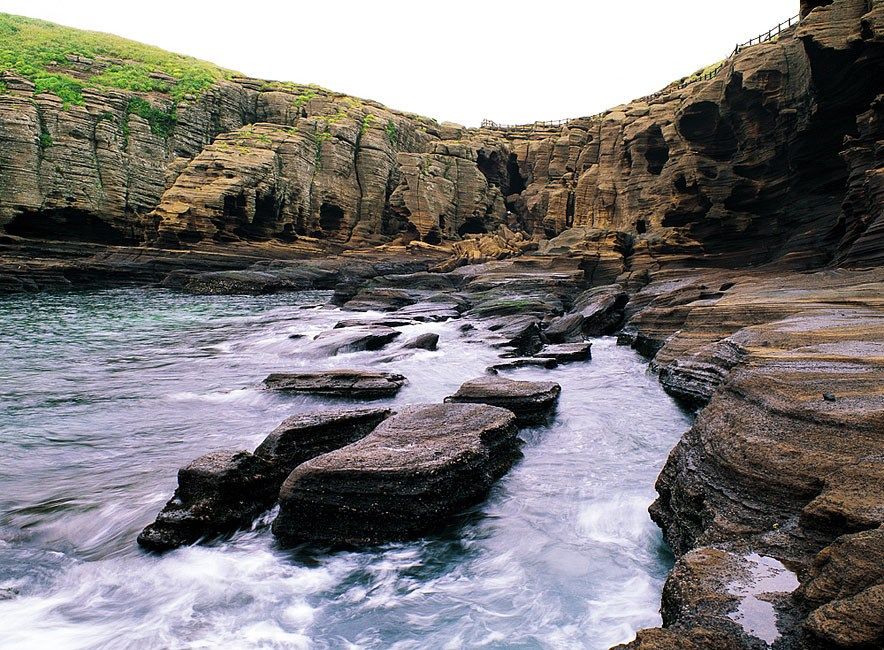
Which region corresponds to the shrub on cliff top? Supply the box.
[0,12,233,105]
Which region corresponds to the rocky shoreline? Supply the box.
[2,0,882,647]
[113,244,881,647]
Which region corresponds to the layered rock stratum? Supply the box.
[2,2,883,648]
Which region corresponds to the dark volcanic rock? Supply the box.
[255,407,393,481]
[400,332,439,350]
[137,450,277,551]
[445,376,561,424]
[308,326,401,356]
[534,342,593,363]
[272,403,519,545]
[263,370,406,398]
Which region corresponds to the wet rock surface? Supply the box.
[254,408,393,481]
[445,376,561,425]
[137,450,277,551]
[263,370,407,398]
[272,403,519,545]
[308,326,401,356]
[534,342,593,363]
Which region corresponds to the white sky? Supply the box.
[2,0,799,127]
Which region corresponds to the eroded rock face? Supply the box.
[137,450,277,551]
[3,0,881,293]
[262,370,407,398]
[445,376,561,425]
[622,266,884,648]
[272,403,519,545]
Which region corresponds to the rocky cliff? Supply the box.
[1,3,883,649]
[1,2,879,273]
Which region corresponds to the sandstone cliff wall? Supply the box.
[0,1,880,271]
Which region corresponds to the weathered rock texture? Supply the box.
[272,403,520,545]
[262,370,407,398]
[445,376,562,424]
[137,450,277,551]
[617,266,884,648]
[3,0,879,275]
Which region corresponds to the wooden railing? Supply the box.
[481,13,800,132]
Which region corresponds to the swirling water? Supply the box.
[0,289,691,649]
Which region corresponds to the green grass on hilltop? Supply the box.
[0,12,235,106]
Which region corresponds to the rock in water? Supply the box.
[263,370,407,398]
[487,357,558,373]
[255,407,392,481]
[400,332,439,350]
[543,313,585,343]
[534,342,592,363]
[445,376,561,424]
[272,403,519,545]
[308,326,401,356]
[137,450,277,551]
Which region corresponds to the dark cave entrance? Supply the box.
[5,208,134,245]
[507,153,526,195]
[643,126,670,175]
[423,227,442,246]
[223,192,247,219]
[457,217,488,238]
[319,203,345,235]
[234,190,282,240]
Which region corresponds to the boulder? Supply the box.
[543,312,585,343]
[272,403,519,545]
[445,376,561,424]
[137,450,277,551]
[572,285,629,336]
[400,332,439,350]
[484,315,544,354]
[255,407,393,481]
[308,326,401,356]
[263,370,407,398]
[534,342,593,363]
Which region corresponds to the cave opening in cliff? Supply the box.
[423,227,442,246]
[643,126,670,175]
[5,208,134,245]
[235,191,281,240]
[457,217,487,238]
[319,203,345,235]
[677,101,737,161]
[223,192,247,218]
[507,154,527,195]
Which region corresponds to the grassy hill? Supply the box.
[0,12,236,106]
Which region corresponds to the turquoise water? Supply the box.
[0,289,691,649]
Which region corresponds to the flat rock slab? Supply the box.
[255,407,393,481]
[534,342,593,363]
[138,450,277,551]
[263,370,407,398]
[309,326,400,356]
[272,403,519,545]
[445,376,561,424]
[487,357,558,373]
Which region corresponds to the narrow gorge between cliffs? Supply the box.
[0,289,690,648]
